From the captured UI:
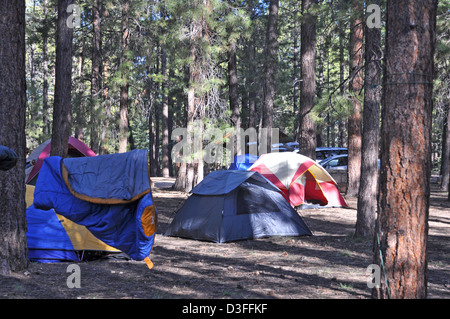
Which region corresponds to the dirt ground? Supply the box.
[1,177,449,299]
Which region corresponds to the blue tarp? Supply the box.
[228,154,259,171]
[32,150,157,262]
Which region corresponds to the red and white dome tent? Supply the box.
[26,137,96,185]
[249,152,348,208]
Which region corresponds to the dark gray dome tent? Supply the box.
[164,170,312,243]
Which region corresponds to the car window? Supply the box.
[326,159,339,167]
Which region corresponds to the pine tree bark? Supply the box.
[161,45,170,177]
[90,0,102,154]
[440,103,450,191]
[0,0,28,275]
[42,0,50,139]
[346,0,364,197]
[119,0,130,153]
[262,0,278,150]
[373,0,437,299]
[229,29,241,156]
[229,35,239,127]
[51,0,74,157]
[75,37,85,142]
[173,68,190,191]
[338,22,346,148]
[355,0,381,238]
[154,46,161,176]
[297,0,317,160]
[247,44,257,130]
[293,7,300,140]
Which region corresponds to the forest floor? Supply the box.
[1,177,449,300]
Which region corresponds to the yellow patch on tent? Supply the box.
[141,205,157,237]
[56,213,119,252]
[26,185,119,253]
[26,184,35,208]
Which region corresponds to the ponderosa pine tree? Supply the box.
[0,0,28,275]
[373,0,437,299]
[160,4,170,178]
[51,0,74,157]
[355,0,382,238]
[174,0,211,192]
[262,0,278,149]
[90,0,102,154]
[119,0,130,153]
[297,0,317,160]
[346,0,364,197]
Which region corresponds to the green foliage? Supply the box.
[23,0,449,171]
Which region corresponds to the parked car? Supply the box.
[315,147,348,160]
[293,147,348,160]
[319,154,380,171]
[319,154,348,170]
[271,143,296,152]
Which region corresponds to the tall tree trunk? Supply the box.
[159,5,170,177]
[229,29,241,155]
[90,0,102,154]
[75,36,85,141]
[174,0,211,192]
[154,45,161,176]
[440,103,450,191]
[147,60,157,176]
[373,0,437,299]
[293,5,300,141]
[247,44,257,130]
[51,0,74,157]
[346,0,364,197]
[161,45,170,177]
[262,0,278,150]
[42,0,50,139]
[174,67,190,190]
[101,56,110,154]
[100,3,111,155]
[0,0,28,275]
[355,0,381,238]
[168,68,175,176]
[338,24,346,148]
[184,84,196,192]
[119,0,130,153]
[297,0,317,160]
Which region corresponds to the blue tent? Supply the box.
[26,184,121,263]
[164,170,312,243]
[0,145,18,171]
[31,150,157,267]
[27,204,80,262]
[228,154,259,171]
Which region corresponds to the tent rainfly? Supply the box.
[249,152,348,208]
[164,170,312,243]
[26,137,96,185]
